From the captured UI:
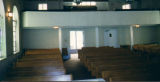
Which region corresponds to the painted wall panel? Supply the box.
[133,27,157,44]
[98,27,104,47]
[23,11,160,28]
[23,26,160,49]
[23,29,59,49]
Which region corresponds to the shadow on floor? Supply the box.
[63,54,96,80]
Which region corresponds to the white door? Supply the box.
[70,31,84,52]
[104,29,119,48]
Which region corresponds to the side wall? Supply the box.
[133,26,158,44]
[23,28,97,49]
[23,29,59,49]
[98,26,159,46]
[0,0,23,80]
[157,26,160,43]
[23,25,160,49]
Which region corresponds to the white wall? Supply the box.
[156,26,160,43]
[22,25,160,49]
[23,29,59,49]
[23,27,97,49]
[84,28,96,47]
[98,26,159,46]
[96,2,109,10]
[117,27,131,45]
[23,11,160,28]
[98,27,104,47]
[98,27,131,46]
[133,26,157,44]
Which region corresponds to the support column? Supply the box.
[95,27,99,48]
[59,28,62,53]
[130,26,134,50]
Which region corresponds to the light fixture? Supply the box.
[8,12,13,17]
[135,24,140,28]
[53,26,59,29]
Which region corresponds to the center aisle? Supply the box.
[4,49,72,81]
[64,54,96,80]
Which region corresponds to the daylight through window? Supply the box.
[72,2,96,6]
[38,3,48,10]
[122,4,131,9]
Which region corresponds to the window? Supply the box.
[38,3,48,10]
[90,2,96,6]
[13,6,20,54]
[13,17,16,54]
[122,4,131,9]
[0,0,6,59]
[0,27,2,58]
[72,1,96,6]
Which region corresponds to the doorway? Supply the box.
[69,31,84,54]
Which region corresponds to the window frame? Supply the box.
[122,4,131,10]
[12,6,20,55]
[0,0,6,59]
[38,3,48,10]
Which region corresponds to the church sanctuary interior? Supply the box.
[0,0,160,81]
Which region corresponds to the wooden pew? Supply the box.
[6,75,72,81]
[78,47,154,81]
[93,62,149,77]
[4,49,72,81]
[102,70,153,81]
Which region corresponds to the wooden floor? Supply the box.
[4,49,72,81]
[64,54,96,80]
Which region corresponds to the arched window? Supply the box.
[13,6,20,54]
[0,0,7,59]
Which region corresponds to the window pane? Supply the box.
[91,2,96,6]
[72,2,77,6]
[70,31,76,49]
[13,32,16,39]
[86,2,91,6]
[0,29,1,57]
[13,41,16,47]
[122,4,131,9]
[13,46,16,52]
[43,4,48,10]
[122,5,125,9]
[13,22,16,28]
[76,31,83,49]
[126,4,131,9]
[81,2,86,6]
[38,4,43,10]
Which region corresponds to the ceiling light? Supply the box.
[135,24,140,28]
[8,12,13,17]
[53,26,59,29]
